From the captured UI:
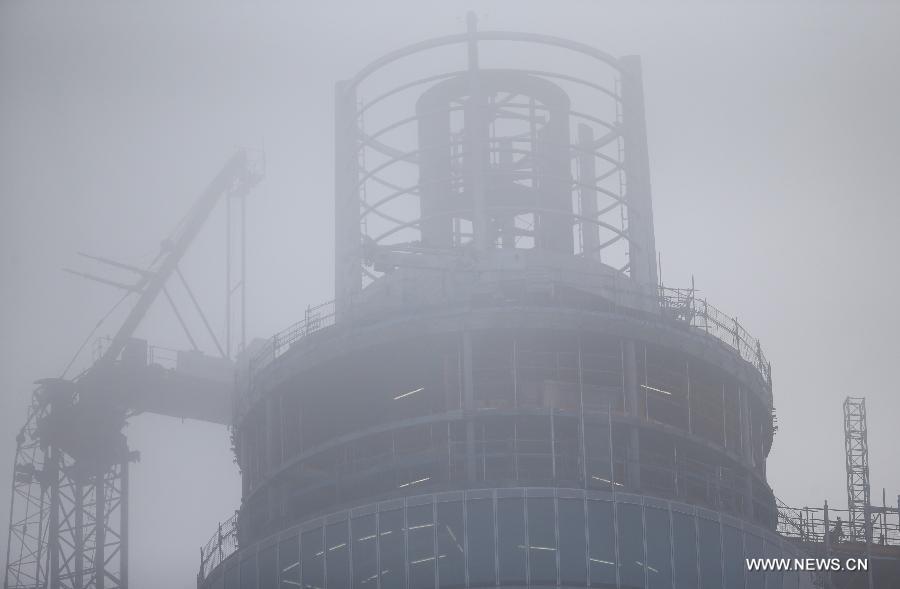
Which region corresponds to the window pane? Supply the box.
[527,497,557,584]
[437,502,465,588]
[722,525,744,589]
[241,554,258,589]
[302,528,325,589]
[516,415,552,482]
[279,536,300,588]
[326,522,349,589]
[259,545,277,589]
[473,333,514,408]
[617,503,645,588]
[498,498,527,584]
[585,422,613,490]
[588,500,616,588]
[466,499,496,586]
[645,508,672,589]
[380,510,407,589]
[559,499,587,585]
[672,513,697,589]
[554,417,581,481]
[744,533,765,589]
[408,504,436,589]
[352,515,378,589]
[698,519,721,589]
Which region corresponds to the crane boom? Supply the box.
[100,149,260,367]
[4,150,262,589]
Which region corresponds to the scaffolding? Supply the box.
[844,396,872,542]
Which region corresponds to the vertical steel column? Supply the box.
[577,125,600,259]
[578,338,588,488]
[461,332,476,481]
[74,481,83,589]
[48,447,60,589]
[618,56,658,289]
[121,459,129,589]
[464,12,489,251]
[95,466,106,589]
[622,340,641,490]
[334,80,362,320]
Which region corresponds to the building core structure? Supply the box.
[199,16,816,589]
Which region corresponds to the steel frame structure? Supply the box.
[334,15,658,319]
[844,396,872,542]
[4,150,263,589]
[203,16,788,589]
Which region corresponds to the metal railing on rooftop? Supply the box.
[658,287,771,386]
[777,498,900,547]
[246,299,336,386]
[244,286,771,391]
[199,511,238,581]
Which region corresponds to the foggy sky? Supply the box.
[2,1,899,587]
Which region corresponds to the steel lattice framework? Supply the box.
[334,16,659,318]
[6,396,53,589]
[5,383,131,589]
[844,396,872,542]
[4,150,263,589]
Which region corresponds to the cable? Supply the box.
[59,290,134,379]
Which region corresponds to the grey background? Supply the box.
[1,1,898,587]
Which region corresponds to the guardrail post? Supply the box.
[733,316,740,349]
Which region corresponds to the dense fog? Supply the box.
[2,2,898,587]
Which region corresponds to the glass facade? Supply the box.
[239,408,776,543]
[241,334,771,493]
[203,490,813,589]
[235,329,777,546]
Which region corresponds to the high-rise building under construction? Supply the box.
[196,16,816,589]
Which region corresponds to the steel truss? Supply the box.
[844,396,872,542]
[5,386,131,589]
[5,149,264,589]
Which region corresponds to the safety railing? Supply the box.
[244,286,770,392]
[199,511,239,580]
[246,299,336,387]
[659,286,771,386]
[777,498,900,547]
[92,336,180,370]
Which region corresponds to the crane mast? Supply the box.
[4,150,262,589]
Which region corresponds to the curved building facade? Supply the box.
[199,16,814,589]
